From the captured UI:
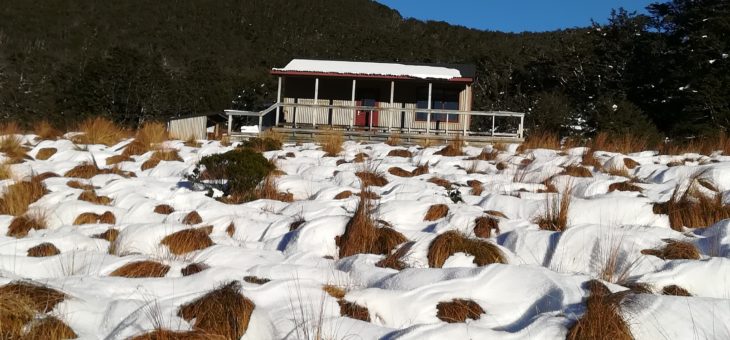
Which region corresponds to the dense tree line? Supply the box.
[0,0,727,138]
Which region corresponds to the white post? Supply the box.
[463,84,468,137]
[519,114,525,139]
[463,113,467,137]
[275,76,282,127]
[426,82,432,135]
[389,80,394,132]
[492,115,496,136]
[350,79,356,130]
[258,115,263,134]
[445,112,449,136]
[313,78,319,129]
[227,113,232,136]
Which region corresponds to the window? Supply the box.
[415,87,460,122]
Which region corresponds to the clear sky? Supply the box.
[375,0,657,32]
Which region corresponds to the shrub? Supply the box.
[27,243,61,257]
[73,116,127,146]
[187,148,274,197]
[567,280,632,340]
[240,137,282,152]
[0,178,47,216]
[427,231,506,268]
[640,240,700,260]
[160,228,214,255]
[110,261,170,278]
[178,282,255,339]
[436,299,485,323]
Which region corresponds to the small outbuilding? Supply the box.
[167,112,228,140]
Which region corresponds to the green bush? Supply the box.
[240,137,282,152]
[187,148,274,197]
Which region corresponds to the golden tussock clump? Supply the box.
[141,148,182,170]
[608,181,643,193]
[225,223,236,237]
[323,284,346,299]
[533,189,572,232]
[427,177,452,190]
[7,213,47,238]
[255,175,294,202]
[315,130,345,157]
[178,282,255,339]
[469,149,499,161]
[623,158,639,169]
[352,152,368,163]
[0,290,35,338]
[93,228,119,243]
[375,241,414,270]
[110,261,170,278]
[130,329,225,340]
[25,316,78,340]
[73,211,115,225]
[35,147,57,160]
[355,170,388,187]
[0,178,47,216]
[123,121,169,156]
[27,243,61,257]
[587,132,647,155]
[485,210,508,219]
[436,299,485,323]
[181,263,210,277]
[243,276,270,285]
[474,216,499,238]
[388,167,413,177]
[72,116,128,146]
[662,285,691,296]
[518,131,560,152]
[424,204,449,221]
[355,190,380,200]
[33,120,62,141]
[468,179,483,195]
[385,133,401,146]
[67,180,94,190]
[154,204,175,214]
[160,228,214,255]
[98,211,116,224]
[567,280,632,340]
[78,189,112,205]
[0,281,66,313]
[641,240,700,260]
[0,162,12,180]
[339,300,370,321]
[0,281,67,339]
[563,165,593,178]
[65,161,133,179]
[434,140,464,157]
[581,149,602,168]
[334,191,353,200]
[427,231,506,268]
[411,164,429,176]
[0,134,28,164]
[652,179,730,231]
[106,154,133,165]
[182,211,203,225]
[386,149,412,158]
[337,195,407,258]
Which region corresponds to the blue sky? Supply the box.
[375,0,657,32]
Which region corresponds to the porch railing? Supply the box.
[225,102,524,139]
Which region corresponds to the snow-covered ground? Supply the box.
[3,133,730,339]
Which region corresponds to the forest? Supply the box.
[0,0,727,140]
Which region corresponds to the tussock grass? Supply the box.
[78,189,112,205]
[0,134,27,163]
[589,132,648,155]
[27,242,61,257]
[581,149,602,168]
[181,263,209,277]
[424,204,449,221]
[375,241,414,270]
[355,170,388,187]
[0,289,35,338]
[427,231,506,268]
[339,300,370,321]
[334,191,353,199]
[0,162,11,180]
[226,223,236,237]
[315,130,344,156]
[386,149,412,158]
[436,299,484,323]
[469,149,498,161]
[160,228,214,255]
[427,177,452,190]
[662,285,691,296]
[110,261,170,278]
[608,181,643,193]
[0,280,66,339]
[533,188,572,232]
[322,284,346,299]
[99,211,116,224]
[183,135,201,148]
[154,204,175,214]
[65,161,132,179]
[141,148,182,170]
[35,147,57,160]
[653,178,730,230]
[386,133,401,146]
[623,158,639,169]
[255,175,294,202]
[641,240,700,260]
[182,211,203,225]
[0,178,47,216]
[337,194,407,258]
[518,131,560,152]
[0,281,66,313]
[106,154,133,165]
[73,116,127,146]
[178,282,255,339]
[93,228,119,243]
[388,166,413,177]
[468,179,483,195]
[25,315,77,340]
[72,212,99,225]
[434,137,464,156]
[7,212,47,238]
[243,276,270,285]
[474,216,499,238]
[563,165,593,178]
[33,120,62,141]
[130,329,224,340]
[411,164,429,176]
[67,180,94,190]
[352,152,368,163]
[567,280,632,340]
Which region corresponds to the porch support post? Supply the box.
[275,76,282,127]
[389,80,394,132]
[492,114,496,136]
[519,114,525,139]
[350,79,356,130]
[258,115,263,133]
[463,113,467,137]
[227,113,232,136]
[463,83,468,137]
[313,77,319,128]
[426,82,432,134]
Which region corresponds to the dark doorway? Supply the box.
[355,89,379,128]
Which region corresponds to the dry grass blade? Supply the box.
[110,261,170,278]
[427,231,506,268]
[160,228,214,255]
[436,299,485,323]
[178,282,255,339]
[567,280,632,340]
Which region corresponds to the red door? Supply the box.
[355,99,378,128]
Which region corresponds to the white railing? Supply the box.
[226,102,524,139]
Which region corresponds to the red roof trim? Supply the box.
[270,70,473,83]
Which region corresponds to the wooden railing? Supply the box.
[225,102,525,139]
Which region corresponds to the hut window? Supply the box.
[415,88,460,122]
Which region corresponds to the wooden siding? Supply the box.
[169,116,207,140]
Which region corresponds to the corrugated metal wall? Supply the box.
[169,116,207,140]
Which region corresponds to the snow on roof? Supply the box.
[272,59,472,80]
